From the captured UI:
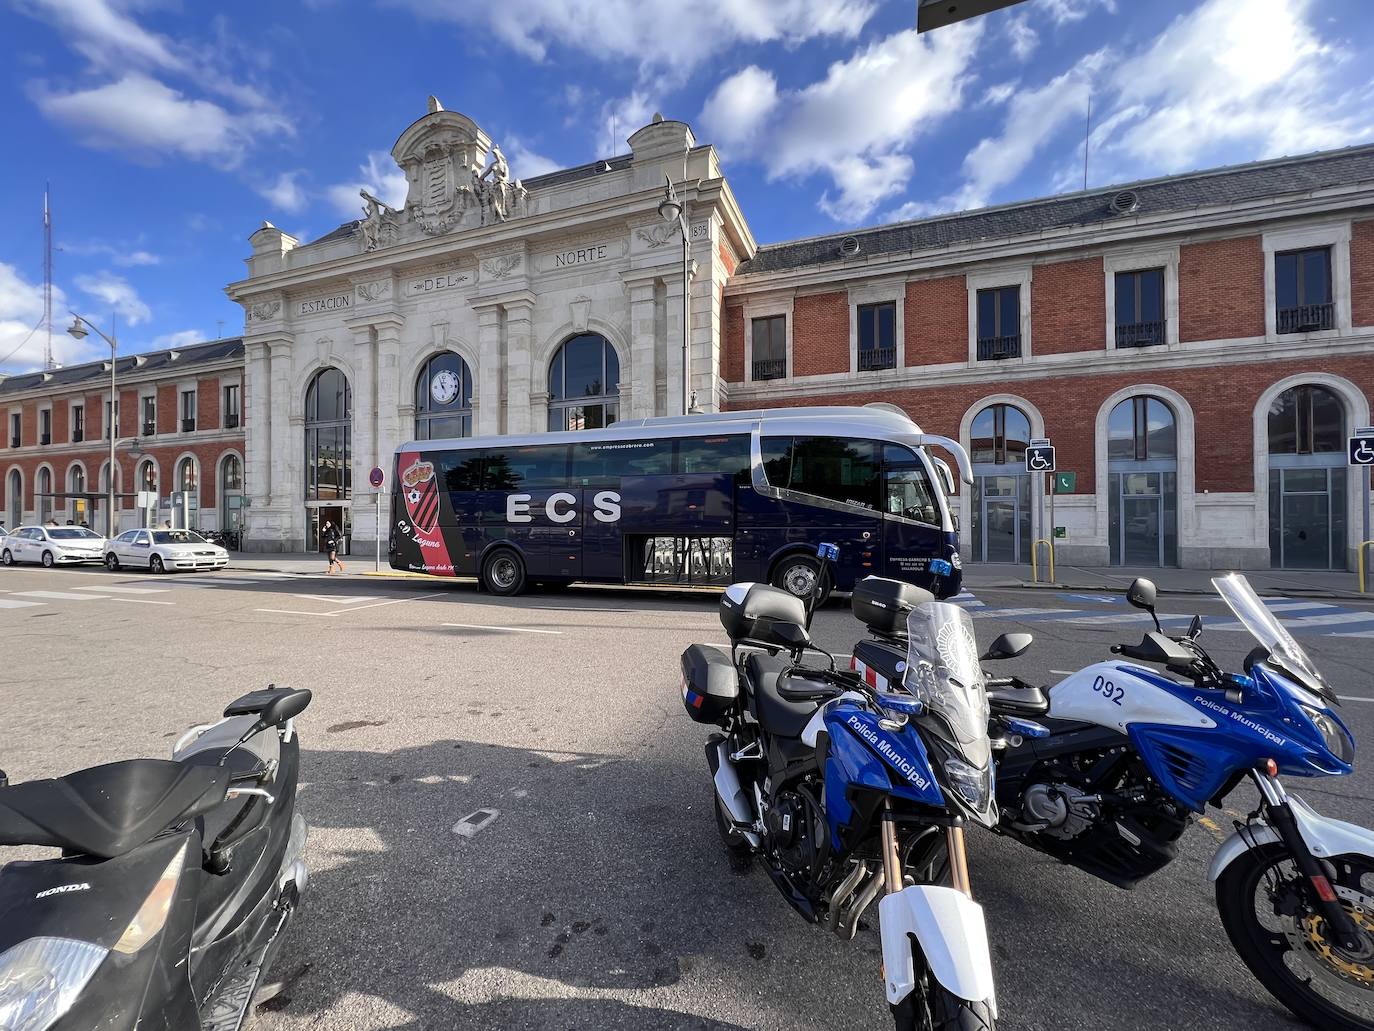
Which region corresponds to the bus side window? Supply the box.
[573,442,622,487]
[443,451,484,492]
[883,444,938,525]
[761,437,792,489]
[675,435,750,484]
[787,437,881,510]
[490,445,570,490]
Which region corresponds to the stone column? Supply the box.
[529,391,550,433]
[663,275,687,417]
[504,296,536,434]
[267,340,292,513]
[620,272,658,420]
[472,302,503,436]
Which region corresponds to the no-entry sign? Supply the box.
[369,466,385,489]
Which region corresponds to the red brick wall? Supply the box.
[791,292,849,376]
[198,377,221,429]
[905,276,967,366]
[21,403,36,449]
[156,384,177,434]
[1352,219,1374,327]
[85,392,104,440]
[51,403,68,444]
[722,354,1374,495]
[723,304,744,382]
[1032,257,1104,354]
[1179,236,1265,341]
[119,389,138,438]
[717,241,737,276]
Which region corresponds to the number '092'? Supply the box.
[1092,674,1125,706]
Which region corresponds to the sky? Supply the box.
[1,0,1372,373]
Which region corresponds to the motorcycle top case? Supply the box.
[851,576,933,636]
[718,582,807,645]
[681,644,739,724]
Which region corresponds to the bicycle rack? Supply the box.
[1360,540,1374,594]
[1031,538,1055,584]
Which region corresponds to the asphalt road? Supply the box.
[1,563,1371,1031]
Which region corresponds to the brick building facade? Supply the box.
[1,339,245,537]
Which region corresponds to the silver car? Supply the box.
[106,528,229,573]
[1,525,108,567]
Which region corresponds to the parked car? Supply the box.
[1,525,107,567]
[106,528,229,573]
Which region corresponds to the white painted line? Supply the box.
[10,590,106,601]
[1049,669,1074,675]
[108,597,175,605]
[327,591,446,615]
[74,585,166,595]
[254,608,333,617]
[441,622,563,635]
[0,599,44,609]
[292,594,379,604]
[1341,696,1373,704]
[979,607,1065,619]
[1280,612,1374,629]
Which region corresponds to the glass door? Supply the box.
[974,475,1028,563]
[1269,467,1345,569]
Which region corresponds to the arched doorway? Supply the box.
[5,469,20,529]
[1267,384,1346,568]
[415,352,473,439]
[67,465,87,525]
[305,367,352,551]
[220,454,243,540]
[176,456,198,528]
[969,403,1031,563]
[1107,395,1178,566]
[137,459,159,528]
[36,467,53,524]
[548,333,620,431]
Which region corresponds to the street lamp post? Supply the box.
[658,177,693,416]
[66,312,119,538]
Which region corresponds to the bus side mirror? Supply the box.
[933,458,956,496]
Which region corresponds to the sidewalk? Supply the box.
[227,552,432,579]
[963,562,1372,600]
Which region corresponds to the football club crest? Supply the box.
[401,460,439,534]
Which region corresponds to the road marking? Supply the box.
[9,590,106,601]
[328,592,446,614]
[1342,696,1373,704]
[107,597,175,605]
[74,585,166,594]
[0,599,44,609]
[441,622,563,635]
[253,608,333,617]
[1049,669,1074,675]
[291,594,380,604]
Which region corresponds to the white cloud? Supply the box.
[61,240,161,266]
[17,0,184,76]
[74,270,151,326]
[31,74,290,167]
[504,138,561,180]
[0,263,94,373]
[116,250,160,267]
[700,66,779,149]
[259,171,308,213]
[325,151,409,219]
[1041,0,1117,26]
[151,329,206,349]
[1005,12,1037,61]
[602,91,657,151]
[979,80,1018,107]
[390,0,877,73]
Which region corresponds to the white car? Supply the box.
[107,528,230,573]
[1,525,108,567]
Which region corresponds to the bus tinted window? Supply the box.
[484,446,569,489]
[761,437,791,487]
[885,444,938,524]
[575,438,670,484]
[442,451,483,491]
[767,437,881,509]
[675,435,749,481]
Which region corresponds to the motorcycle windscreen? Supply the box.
[1212,573,1335,702]
[900,602,992,770]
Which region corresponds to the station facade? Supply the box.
[8,100,1372,569]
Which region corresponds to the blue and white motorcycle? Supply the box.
[681,555,1000,1030]
[851,572,1371,1030]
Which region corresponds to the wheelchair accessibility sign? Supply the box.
[1350,433,1374,466]
[1025,444,1056,472]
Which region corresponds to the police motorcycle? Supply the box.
[0,686,312,1031]
[681,545,1001,1030]
[849,573,1372,1031]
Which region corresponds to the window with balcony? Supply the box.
[1275,246,1333,333]
[223,384,240,429]
[9,413,19,448]
[180,390,197,433]
[105,400,119,440]
[750,315,787,381]
[857,302,896,371]
[71,405,84,443]
[39,409,51,446]
[1114,268,1165,347]
[976,286,1021,360]
[142,396,156,436]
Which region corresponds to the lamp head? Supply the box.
[66,318,88,340]
[657,196,681,224]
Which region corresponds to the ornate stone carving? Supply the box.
[355,279,392,303]
[482,254,521,280]
[358,190,401,252]
[569,296,592,333]
[248,300,281,322]
[635,223,676,248]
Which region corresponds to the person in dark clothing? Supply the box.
[322,520,345,574]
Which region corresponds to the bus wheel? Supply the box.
[482,549,526,597]
[771,554,830,606]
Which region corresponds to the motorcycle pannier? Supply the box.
[681,644,739,724]
[851,576,934,635]
[718,582,808,645]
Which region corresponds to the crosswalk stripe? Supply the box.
[9,590,107,601]
[0,599,44,609]
[74,585,166,595]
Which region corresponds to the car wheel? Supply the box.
[106,553,120,571]
[1,549,12,566]
[480,549,526,597]
[41,550,54,569]
[150,554,165,574]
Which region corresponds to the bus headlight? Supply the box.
[0,937,107,1031]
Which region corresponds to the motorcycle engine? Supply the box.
[766,789,821,877]
[1016,783,1099,840]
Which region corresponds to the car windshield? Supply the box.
[900,601,991,767]
[153,530,207,544]
[49,528,101,540]
[1212,573,1330,696]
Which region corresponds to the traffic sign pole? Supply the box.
[369,466,386,572]
[1025,442,1056,581]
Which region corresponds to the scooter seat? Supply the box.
[744,652,817,738]
[0,759,230,859]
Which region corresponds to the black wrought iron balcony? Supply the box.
[71,430,83,443]
[976,334,1021,361]
[8,437,17,448]
[181,418,196,433]
[1277,302,1334,334]
[1115,320,1165,348]
[859,346,896,372]
[142,422,155,436]
[225,414,240,429]
[752,357,786,381]
[39,433,50,445]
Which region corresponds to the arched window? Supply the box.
[548,333,620,431]
[968,403,1032,563]
[68,465,86,524]
[220,454,243,537]
[5,469,21,529]
[37,467,53,523]
[138,459,158,493]
[1267,384,1346,569]
[305,368,352,502]
[415,352,473,440]
[1106,395,1178,566]
[222,454,242,492]
[177,456,198,495]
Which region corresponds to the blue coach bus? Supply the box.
[389,404,972,600]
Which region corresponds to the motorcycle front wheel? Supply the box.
[1216,843,1374,1031]
[889,971,995,1031]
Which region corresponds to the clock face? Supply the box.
[430,369,460,405]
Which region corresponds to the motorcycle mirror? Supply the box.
[1125,578,1162,632]
[1188,614,1202,639]
[980,632,1033,661]
[259,688,313,727]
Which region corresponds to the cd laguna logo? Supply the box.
[846,714,931,790]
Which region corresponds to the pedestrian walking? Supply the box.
[323,520,345,574]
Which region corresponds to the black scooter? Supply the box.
[0,686,312,1031]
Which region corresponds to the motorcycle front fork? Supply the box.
[1253,767,1363,952]
[879,801,972,897]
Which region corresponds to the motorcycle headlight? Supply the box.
[943,756,992,813]
[0,937,107,1031]
[1302,705,1355,765]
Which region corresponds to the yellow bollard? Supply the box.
[1032,539,1055,584]
[1360,540,1374,594]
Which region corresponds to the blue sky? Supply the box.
[1,0,1372,372]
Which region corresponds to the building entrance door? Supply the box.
[1269,467,1345,569]
[982,497,1019,563]
[307,505,350,554]
[973,474,1028,563]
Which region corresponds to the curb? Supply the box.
[965,579,1371,602]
